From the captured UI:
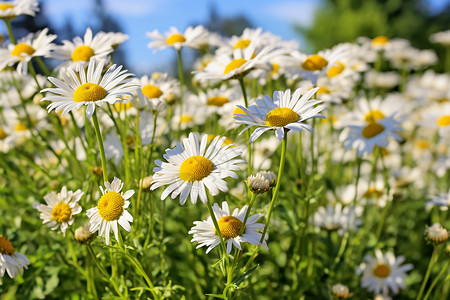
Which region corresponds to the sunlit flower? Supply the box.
[0,28,56,75]
[188,201,268,254]
[86,177,134,245]
[0,0,38,20]
[151,133,245,205]
[134,72,178,109]
[430,30,450,46]
[358,249,413,296]
[426,189,450,210]
[313,203,362,235]
[0,235,30,279]
[34,186,84,236]
[41,59,137,118]
[234,87,326,142]
[425,223,448,245]
[147,25,210,51]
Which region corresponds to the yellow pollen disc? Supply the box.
[180,114,193,123]
[437,115,450,127]
[372,36,389,45]
[362,122,385,139]
[364,110,385,123]
[364,187,383,199]
[0,4,14,10]
[11,43,35,57]
[326,61,345,77]
[233,107,247,117]
[302,54,328,71]
[270,63,279,75]
[224,58,247,74]
[0,128,7,140]
[215,216,243,239]
[207,96,229,106]
[73,83,107,103]
[51,202,72,223]
[14,122,27,132]
[142,84,162,99]
[166,33,186,45]
[234,39,251,49]
[114,101,133,111]
[207,135,234,147]
[71,45,95,62]
[97,191,125,221]
[373,263,391,278]
[316,87,330,94]
[265,107,300,127]
[179,155,214,182]
[0,235,14,255]
[416,139,430,149]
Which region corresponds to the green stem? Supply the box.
[375,148,392,242]
[259,133,288,243]
[35,57,51,76]
[423,260,450,300]
[238,77,253,176]
[91,109,108,182]
[176,49,184,133]
[5,19,16,44]
[416,246,440,300]
[28,61,42,91]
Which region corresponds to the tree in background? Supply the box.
[296,0,450,67]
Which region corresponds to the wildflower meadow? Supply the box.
[1,0,450,299]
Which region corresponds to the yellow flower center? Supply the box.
[215,216,243,239]
[270,63,279,76]
[0,4,14,10]
[364,110,385,123]
[302,54,328,71]
[372,36,389,45]
[233,107,247,117]
[224,58,247,74]
[166,33,186,45]
[234,39,251,49]
[326,61,345,77]
[265,107,300,127]
[73,83,107,103]
[316,87,330,94]
[52,202,72,223]
[207,96,229,106]
[179,155,214,182]
[0,235,14,255]
[180,114,193,123]
[97,191,125,221]
[364,187,383,199]
[0,128,7,140]
[71,45,95,62]
[114,101,133,111]
[362,122,385,139]
[11,43,35,57]
[142,84,162,99]
[437,115,450,127]
[14,122,27,132]
[416,139,430,149]
[373,263,391,278]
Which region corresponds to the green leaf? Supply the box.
[233,264,259,287]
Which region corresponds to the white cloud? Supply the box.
[263,0,320,26]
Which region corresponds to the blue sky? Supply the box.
[2,0,449,74]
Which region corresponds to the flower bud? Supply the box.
[331,283,351,299]
[75,222,96,244]
[247,173,270,194]
[425,223,448,245]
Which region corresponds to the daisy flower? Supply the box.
[41,59,137,118]
[0,235,30,279]
[147,25,210,52]
[50,27,113,69]
[358,249,413,296]
[234,87,326,142]
[0,28,56,75]
[419,103,450,139]
[188,201,268,254]
[312,203,363,235]
[343,117,403,156]
[34,186,84,236]
[430,30,450,46]
[134,72,179,109]
[425,189,450,211]
[150,133,245,205]
[0,0,38,20]
[86,177,134,245]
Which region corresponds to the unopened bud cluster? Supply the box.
[247,173,271,194]
[258,171,277,187]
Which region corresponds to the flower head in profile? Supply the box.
[34,186,84,236]
[41,59,137,118]
[425,189,450,211]
[234,87,326,142]
[0,28,56,75]
[150,133,245,205]
[0,235,30,279]
[0,0,38,20]
[358,249,413,296]
[188,201,268,254]
[86,177,134,245]
[147,25,210,52]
